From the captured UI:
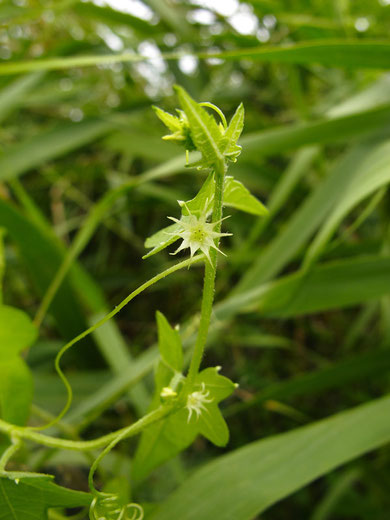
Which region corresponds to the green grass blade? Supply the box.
[206,40,390,69]
[0,72,43,123]
[220,256,390,319]
[0,199,89,341]
[234,140,386,293]
[151,394,390,520]
[240,104,390,158]
[1,41,390,75]
[304,139,390,267]
[0,119,116,182]
[226,348,390,417]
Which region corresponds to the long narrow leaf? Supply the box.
[151,394,390,520]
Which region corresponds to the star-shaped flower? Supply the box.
[166,202,231,265]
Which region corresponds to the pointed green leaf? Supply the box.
[144,223,181,250]
[223,103,244,160]
[0,472,91,519]
[153,106,182,134]
[143,223,181,259]
[195,367,237,402]
[184,172,214,216]
[198,403,229,447]
[224,177,268,216]
[174,86,224,167]
[0,305,37,359]
[225,103,244,146]
[156,311,183,372]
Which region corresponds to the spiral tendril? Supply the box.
[90,494,144,520]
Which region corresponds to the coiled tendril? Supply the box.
[90,493,144,520]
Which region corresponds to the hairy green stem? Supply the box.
[0,404,175,452]
[187,160,226,385]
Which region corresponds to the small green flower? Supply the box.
[154,88,245,170]
[166,201,231,265]
[153,106,196,152]
[186,382,213,423]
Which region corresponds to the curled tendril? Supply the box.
[90,493,144,520]
[199,102,227,129]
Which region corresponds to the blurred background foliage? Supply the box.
[1,0,390,518]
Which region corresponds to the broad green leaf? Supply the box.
[0,472,91,519]
[0,357,33,425]
[224,176,268,216]
[197,403,229,447]
[151,394,390,520]
[0,305,37,358]
[156,311,183,372]
[174,85,224,168]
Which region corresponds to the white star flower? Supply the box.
[186,382,213,423]
[167,202,231,265]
